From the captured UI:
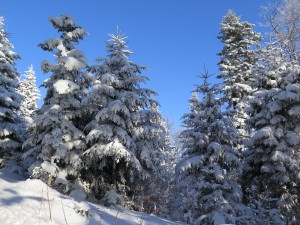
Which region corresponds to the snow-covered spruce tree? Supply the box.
[218,10,261,110]
[17,65,40,125]
[161,116,172,146]
[160,116,179,175]
[81,32,168,208]
[218,10,261,150]
[0,17,23,166]
[23,15,92,194]
[243,44,300,224]
[170,72,247,225]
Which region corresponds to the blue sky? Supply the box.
[1,0,271,131]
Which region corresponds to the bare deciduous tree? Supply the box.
[261,0,300,62]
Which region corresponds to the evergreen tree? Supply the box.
[218,10,261,110]
[23,15,92,193]
[0,17,23,166]
[160,116,172,146]
[81,32,168,207]
[170,72,246,225]
[243,44,300,224]
[17,65,40,124]
[218,10,261,149]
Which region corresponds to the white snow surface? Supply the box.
[53,80,80,94]
[0,169,182,225]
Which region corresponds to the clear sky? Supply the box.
[1,0,272,131]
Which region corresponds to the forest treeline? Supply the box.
[0,0,300,224]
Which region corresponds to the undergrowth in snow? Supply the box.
[0,169,182,225]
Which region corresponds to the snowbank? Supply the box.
[0,169,181,225]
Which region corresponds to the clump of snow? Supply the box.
[176,156,203,173]
[59,56,86,71]
[103,189,122,207]
[73,202,89,217]
[53,79,80,94]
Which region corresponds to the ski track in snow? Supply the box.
[0,169,182,225]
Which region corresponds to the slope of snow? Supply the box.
[0,169,182,225]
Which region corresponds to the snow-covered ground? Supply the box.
[0,169,182,225]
